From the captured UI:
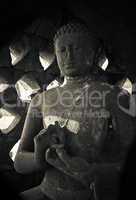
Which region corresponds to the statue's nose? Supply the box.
[67,46,74,60]
[67,45,74,59]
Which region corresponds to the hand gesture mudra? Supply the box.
[34,122,67,167]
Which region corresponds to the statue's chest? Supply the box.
[42,86,109,160]
[43,87,87,133]
[43,87,108,129]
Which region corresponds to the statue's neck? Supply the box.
[61,75,92,87]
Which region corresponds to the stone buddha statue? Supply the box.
[14,22,135,200]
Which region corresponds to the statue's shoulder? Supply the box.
[31,91,44,105]
[103,84,130,111]
[41,86,62,101]
[89,79,114,91]
[107,85,130,98]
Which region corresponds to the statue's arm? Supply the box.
[108,87,136,161]
[14,93,47,174]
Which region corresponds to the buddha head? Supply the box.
[54,22,99,77]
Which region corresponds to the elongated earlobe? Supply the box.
[86,50,95,66]
[93,46,104,66]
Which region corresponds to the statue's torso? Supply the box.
[42,79,112,160]
[40,79,113,199]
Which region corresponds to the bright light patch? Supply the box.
[39,56,51,70]
[15,80,32,101]
[15,75,41,102]
[122,78,132,94]
[101,58,109,71]
[0,83,9,93]
[0,108,21,134]
[10,51,24,66]
[0,77,9,93]
[46,80,60,90]
[39,50,55,71]
[9,139,20,161]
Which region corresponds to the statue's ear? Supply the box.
[85,48,95,66]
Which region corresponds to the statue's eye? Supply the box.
[74,46,81,51]
[60,47,66,53]
[56,47,66,54]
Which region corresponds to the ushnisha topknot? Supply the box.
[53,22,100,50]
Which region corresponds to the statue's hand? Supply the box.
[34,125,56,166]
[34,124,61,149]
[49,121,66,146]
[46,145,95,187]
[45,145,67,170]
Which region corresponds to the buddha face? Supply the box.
[55,33,95,77]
